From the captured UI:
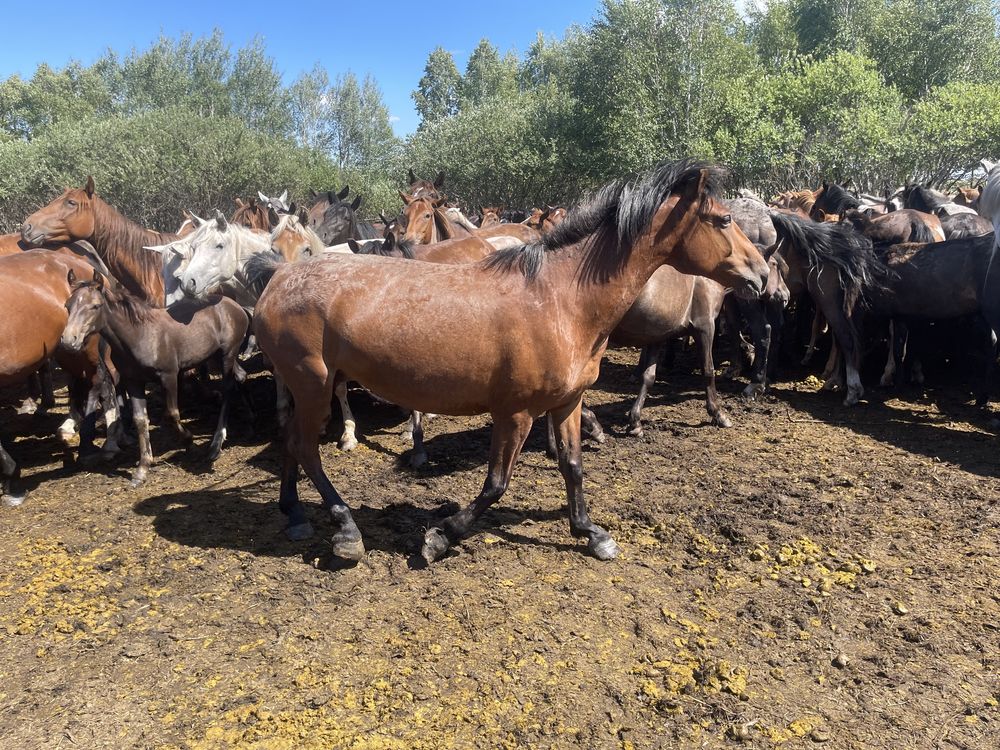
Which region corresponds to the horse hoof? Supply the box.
[743,383,764,399]
[129,475,146,488]
[627,425,644,438]
[409,451,428,469]
[285,522,314,541]
[338,436,358,452]
[330,535,365,561]
[843,392,861,407]
[207,446,222,463]
[588,535,620,561]
[421,527,450,564]
[2,493,27,508]
[590,430,606,445]
[714,413,733,428]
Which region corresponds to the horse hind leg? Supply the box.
[283,359,363,559]
[552,397,618,561]
[408,411,428,468]
[334,378,359,452]
[627,343,662,437]
[128,386,154,487]
[0,438,25,507]
[422,411,534,564]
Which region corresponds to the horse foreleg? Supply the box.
[742,300,772,398]
[627,343,662,437]
[581,404,605,445]
[334,378,358,452]
[408,411,428,468]
[161,372,193,445]
[802,310,826,365]
[422,411,534,564]
[821,302,864,406]
[554,397,618,561]
[207,373,234,463]
[76,373,104,462]
[0,438,25,507]
[128,386,153,486]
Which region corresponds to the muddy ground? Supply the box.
[0,346,997,750]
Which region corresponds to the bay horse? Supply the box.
[769,212,885,405]
[0,251,118,504]
[406,169,445,201]
[21,176,179,305]
[525,207,568,233]
[843,208,944,244]
[249,159,768,563]
[231,197,272,232]
[480,207,503,228]
[61,271,249,485]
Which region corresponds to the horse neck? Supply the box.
[89,197,174,304]
[98,301,148,359]
[546,214,694,345]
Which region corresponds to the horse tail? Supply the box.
[909,219,934,244]
[244,251,286,298]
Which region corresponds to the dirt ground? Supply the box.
[0,346,997,750]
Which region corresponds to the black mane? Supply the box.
[482,158,725,282]
[813,182,860,216]
[770,211,888,310]
[902,185,948,214]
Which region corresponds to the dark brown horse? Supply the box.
[0,251,117,504]
[306,186,350,229]
[250,159,768,563]
[769,212,885,405]
[231,197,272,232]
[61,272,249,486]
[21,177,179,305]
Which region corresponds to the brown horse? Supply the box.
[480,206,503,228]
[61,272,249,486]
[474,222,541,245]
[406,169,445,201]
[306,186,350,229]
[770,188,820,215]
[399,194,471,244]
[250,159,768,563]
[844,208,944,244]
[21,177,179,305]
[525,207,568,233]
[0,251,117,504]
[231,197,272,232]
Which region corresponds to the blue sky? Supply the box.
[0,1,602,136]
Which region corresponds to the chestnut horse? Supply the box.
[399,194,471,244]
[480,206,503,228]
[250,160,768,564]
[0,251,117,504]
[22,177,179,305]
[231,197,272,232]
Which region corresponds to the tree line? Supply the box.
[1,1,999,231]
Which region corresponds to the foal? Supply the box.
[61,271,249,485]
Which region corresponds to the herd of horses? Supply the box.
[3,157,1000,565]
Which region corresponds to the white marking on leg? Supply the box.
[58,418,77,441]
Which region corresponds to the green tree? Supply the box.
[412,47,462,125]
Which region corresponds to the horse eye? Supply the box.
[719,214,732,227]
[67,199,77,207]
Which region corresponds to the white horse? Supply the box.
[177,211,360,450]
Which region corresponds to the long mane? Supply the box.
[482,158,724,283]
[90,197,177,306]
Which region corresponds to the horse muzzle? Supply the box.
[59,332,86,352]
[20,223,47,246]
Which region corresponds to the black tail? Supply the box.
[244,251,286,299]
[909,218,935,244]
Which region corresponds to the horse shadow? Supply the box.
[769,384,1000,478]
[133,481,572,565]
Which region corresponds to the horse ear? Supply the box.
[235,197,245,208]
[347,239,361,253]
[434,171,445,188]
[189,212,205,227]
[279,190,288,205]
[287,202,297,215]
[84,176,95,198]
[408,168,417,185]
[385,231,397,251]
[351,195,362,211]
[399,190,413,205]
[214,209,227,230]
[67,269,77,286]
[379,211,389,224]
[299,208,308,225]
[338,185,350,200]
[257,191,268,203]
[681,168,710,203]
[94,270,105,291]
